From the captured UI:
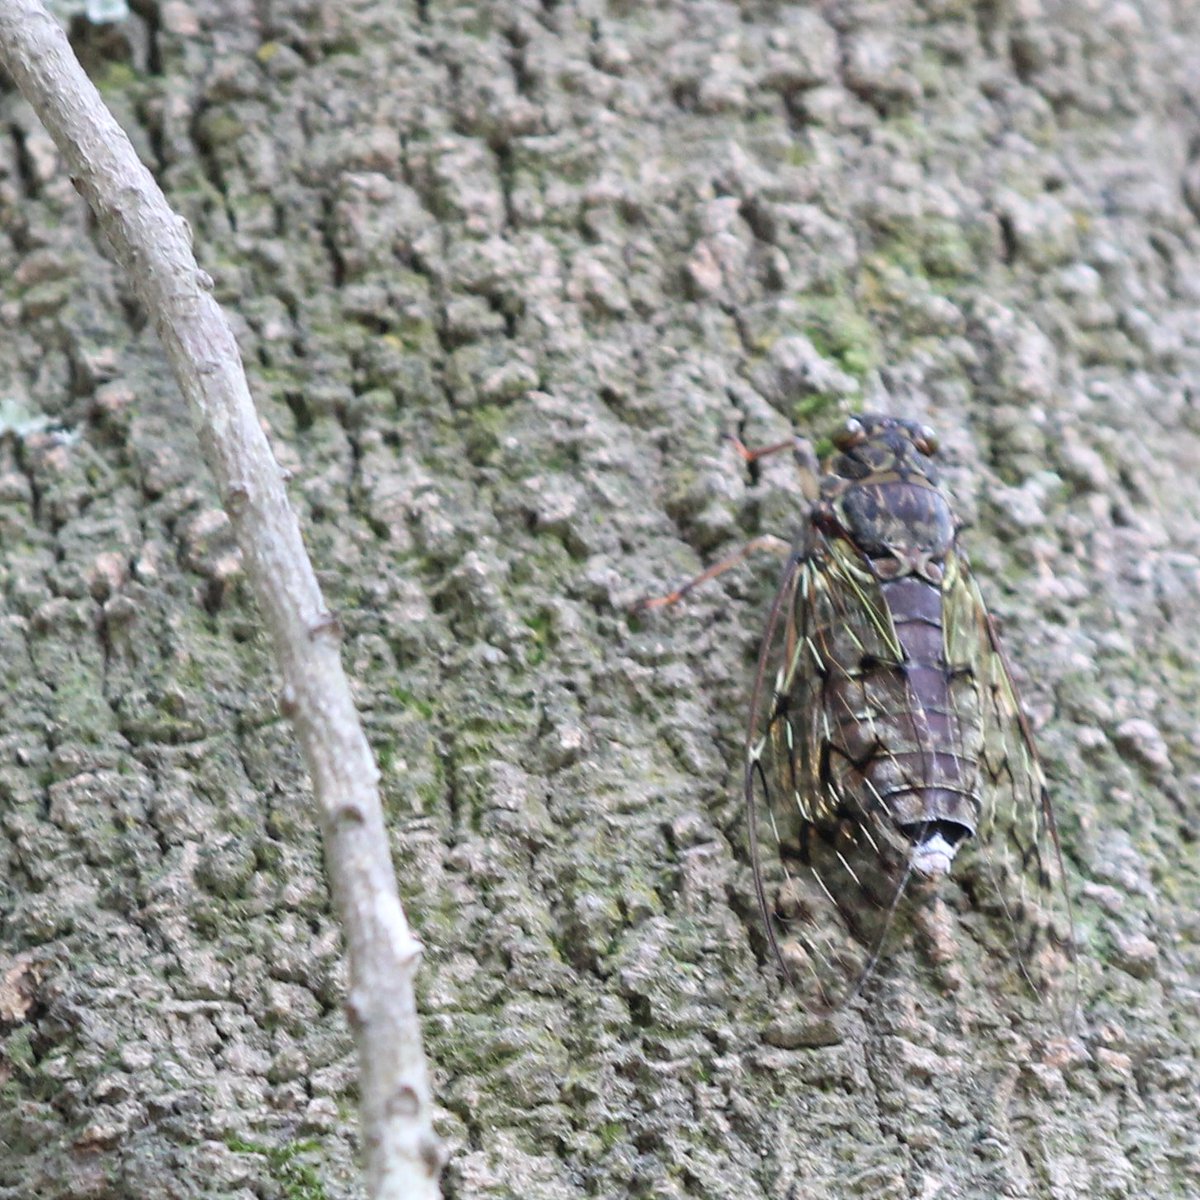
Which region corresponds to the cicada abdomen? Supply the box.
[743,414,1075,1018]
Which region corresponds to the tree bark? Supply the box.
[1,0,1198,1197]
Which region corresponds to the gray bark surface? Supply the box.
[2,1,1198,1197]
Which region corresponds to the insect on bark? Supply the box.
[638,413,1076,1017]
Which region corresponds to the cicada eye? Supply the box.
[914,425,939,455]
[833,417,866,451]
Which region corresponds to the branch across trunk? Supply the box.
[0,4,440,1196]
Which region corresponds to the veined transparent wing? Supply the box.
[744,531,1076,1020]
[942,548,1078,1023]
[744,529,924,1012]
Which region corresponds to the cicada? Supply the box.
[643,414,1075,1016]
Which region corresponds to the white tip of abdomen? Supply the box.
[910,830,959,877]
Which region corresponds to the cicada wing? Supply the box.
[942,549,1078,1022]
[745,533,916,1011]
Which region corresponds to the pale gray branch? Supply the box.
[0,4,440,1196]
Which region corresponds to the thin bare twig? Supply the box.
[0,5,441,1196]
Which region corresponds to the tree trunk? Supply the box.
[1,1,1197,1197]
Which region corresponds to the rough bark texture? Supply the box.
[1,1,1198,1198]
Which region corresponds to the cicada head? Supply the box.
[828,414,941,484]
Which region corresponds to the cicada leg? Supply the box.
[727,435,795,462]
[631,535,792,613]
[632,434,819,614]
[727,434,821,502]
